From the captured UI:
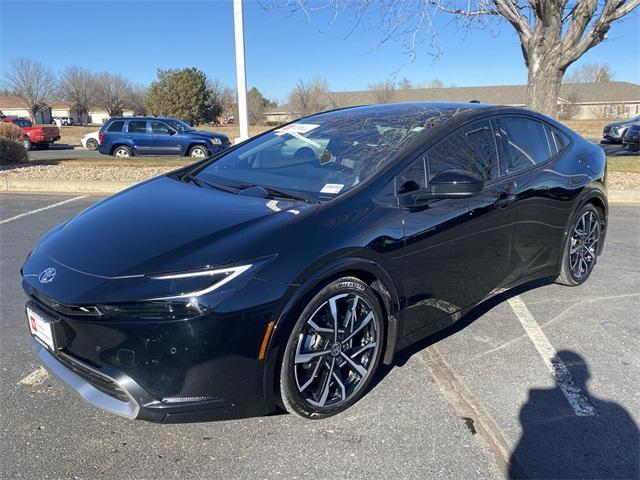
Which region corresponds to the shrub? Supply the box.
[0,121,24,142]
[0,121,28,165]
[0,139,28,165]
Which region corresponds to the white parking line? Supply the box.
[0,196,88,225]
[507,295,597,417]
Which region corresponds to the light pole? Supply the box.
[233,0,249,143]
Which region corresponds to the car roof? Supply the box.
[106,116,181,121]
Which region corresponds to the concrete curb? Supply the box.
[1,178,639,203]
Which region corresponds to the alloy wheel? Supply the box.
[570,210,600,280]
[293,293,379,408]
[190,147,207,158]
[115,148,129,158]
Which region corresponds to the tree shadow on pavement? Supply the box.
[509,351,639,479]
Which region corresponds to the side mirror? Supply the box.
[167,128,177,136]
[398,169,484,208]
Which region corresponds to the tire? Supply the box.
[188,145,209,158]
[279,277,384,419]
[113,146,132,158]
[86,138,98,150]
[22,137,32,151]
[556,203,603,286]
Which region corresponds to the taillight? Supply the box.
[98,132,104,143]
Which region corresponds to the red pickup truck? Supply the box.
[1,117,61,150]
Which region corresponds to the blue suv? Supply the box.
[98,117,230,158]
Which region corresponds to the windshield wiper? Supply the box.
[238,184,317,203]
[180,173,239,193]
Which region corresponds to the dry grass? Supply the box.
[561,119,608,139]
[26,156,192,168]
[59,126,98,145]
[607,156,640,173]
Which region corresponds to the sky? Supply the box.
[1,0,638,103]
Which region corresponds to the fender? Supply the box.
[261,256,402,411]
[564,184,608,253]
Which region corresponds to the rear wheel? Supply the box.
[86,138,98,150]
[113,146,132,158]
[279,277,384,419]
[188,145,208,158]
[21,137,32,151]
[556,204,602,286]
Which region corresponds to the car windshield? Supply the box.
[15,119,32,128]
[166,119,194,132]
[195,104,466,199]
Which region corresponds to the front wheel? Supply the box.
[188,145,209,158]
[556,204,603,286]
[22,137,32,151]
[279,277,384,419]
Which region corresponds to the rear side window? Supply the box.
[551,127,571,152]
[127,121,147,134]
[500,117,552,174]
[106,120,124,133]
[427,119,499,182]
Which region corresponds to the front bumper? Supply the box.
[32,338,243,422]
[33,338,142,419]
[23,274,290,422]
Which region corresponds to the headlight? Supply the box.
[210,137,222,145]
[99,300,207,320]
[147,264,253,299]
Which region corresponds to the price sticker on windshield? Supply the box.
[274,124,319,136]
[320,183,344,194]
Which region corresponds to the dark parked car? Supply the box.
[622,123,640,152]
[22,103,607,423]
[602,115,640,143]
[98,117,230,158]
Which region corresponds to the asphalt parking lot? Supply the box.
[28,145,103,161]
[1,194,638,479]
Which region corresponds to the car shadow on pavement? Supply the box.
[509,351,639,479]
[368,279,639,480]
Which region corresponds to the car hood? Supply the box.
[34,176,310,279]
[606,119,636,129]
[191,130,227,140]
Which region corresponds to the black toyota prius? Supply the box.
[21,102,607,422]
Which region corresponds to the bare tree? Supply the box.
[4,57,56,123]
[287,77,330,115]
[267,0,639,117]
[398,77,414,89]
[420,78,444,88]
[58,66,96,125]
[368,80,397,103]
[128,84,148,116]
[93,72,132,117]
[565,63,614,83]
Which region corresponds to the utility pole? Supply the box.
[233,0,249,143]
